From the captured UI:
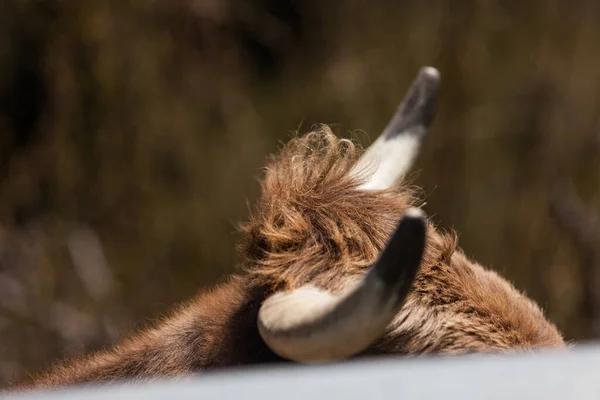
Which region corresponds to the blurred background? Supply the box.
[0,0,599,386]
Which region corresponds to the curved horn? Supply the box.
[352,66,440,190]
[257,208,426,362]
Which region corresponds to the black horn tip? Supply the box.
[383,66,440,141]
[371,207,427,293]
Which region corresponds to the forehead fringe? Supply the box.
[239,126,443,291]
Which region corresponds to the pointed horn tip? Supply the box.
[403,207,426,221]
[419,66,440,81]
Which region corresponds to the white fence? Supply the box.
[6,344,600,400]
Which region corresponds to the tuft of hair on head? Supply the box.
[240,125,420,292]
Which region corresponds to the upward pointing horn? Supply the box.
[351,66,440,190]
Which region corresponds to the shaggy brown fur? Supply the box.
[13,127,564,391]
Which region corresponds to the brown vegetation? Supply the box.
[0,0,598,388]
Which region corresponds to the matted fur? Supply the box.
[12,127,564,391]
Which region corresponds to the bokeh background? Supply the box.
[1,0,599,386]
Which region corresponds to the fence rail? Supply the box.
[6,344,600,399]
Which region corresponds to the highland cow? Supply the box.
[13,66,565,391]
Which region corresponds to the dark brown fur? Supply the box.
[13,127,564,391]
